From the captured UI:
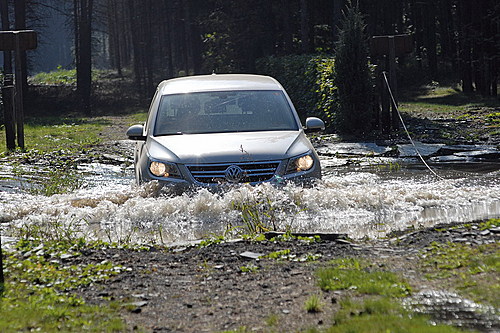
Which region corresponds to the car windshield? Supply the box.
[154,90,299,135]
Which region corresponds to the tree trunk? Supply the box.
[458,0,474,93]
[0,0,12,74]
[75,0,93,115]
[424,1,438,79]
[300,0,310,53]
[107,0,122,76]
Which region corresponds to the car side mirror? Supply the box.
[126,124,146,141]
[305,117,325,132]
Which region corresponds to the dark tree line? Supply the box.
[2,0,499,100]
[101,0,497,97]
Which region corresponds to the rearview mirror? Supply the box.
[305,117,325,132]
[126,124,146,141]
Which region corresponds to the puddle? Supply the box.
[404,290,500,332]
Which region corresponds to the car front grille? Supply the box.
[187,161,281,184]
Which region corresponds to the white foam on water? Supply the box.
[1,169,499,244]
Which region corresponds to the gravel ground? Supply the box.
[71,224,499,332]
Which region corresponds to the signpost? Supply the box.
[0,30,37,150]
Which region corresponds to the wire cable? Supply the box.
[382,71,444,180]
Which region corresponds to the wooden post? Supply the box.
[2,75,15,150]
[0,30,37,150]
[370,34,413,134]
[14,32,25,150]
[388,36,399,131]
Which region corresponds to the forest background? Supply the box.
[1,0,498,128]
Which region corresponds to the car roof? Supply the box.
[156,74,284,95]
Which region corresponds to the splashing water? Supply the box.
[1,160,499,245]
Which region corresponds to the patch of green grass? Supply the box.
[420,241,499,307]
[30,67,103,85]
[30,67,77,85]
[0,292,125,332]
[486,112,500,123]
[316,258,411,297]
[479,218,499,230]
[24,117,108,152]
[0,239,128,331]
[127,111,148,125]
[0,117,108,153]
[264,249,292,260]
[400,84,500,114]
[319,296,466,333]
[304,293,323,313]
[240,264,259,273]
[400,101,465,114]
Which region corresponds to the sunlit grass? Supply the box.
[127,111,148,125]
[420,241,500,308]
[0,117,107,152]
[30,67,103,85]
[0,239,127,332]
[400,85,500,114]
[318,297,467,333]
[316,258,411,297]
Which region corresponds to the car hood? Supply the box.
[147,131,312,164]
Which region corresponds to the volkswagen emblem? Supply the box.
[225,165,244,183]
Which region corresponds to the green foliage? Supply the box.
[256,55,336,126]
[479,218,499,230]
[313,57,337,123]
[231,198,273,234]
[264,249,292,260]
[421,242,499,277]
[230,190,304,236]
[0,116,106,153]
[486,112,500,123]
[316,258,411,297]
[420,241,499,307]
[202,32,237,73]
[327,296,464,333]
[0,240,127,331]
[240,264,259,273]
[304,293,324,313]
[30,66,103,86]
[333,4,374,135]
[198,234,227,248]
[31,67,77,85]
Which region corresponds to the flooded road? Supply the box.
[1,141,499,245]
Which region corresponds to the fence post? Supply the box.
[2,74,16,150]
[14,31,25,150]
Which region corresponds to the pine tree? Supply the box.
[334,2,373,135]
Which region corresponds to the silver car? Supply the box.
[126,74,325,191]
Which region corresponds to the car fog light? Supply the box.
[296,155,314,171]
[150,161,169,177]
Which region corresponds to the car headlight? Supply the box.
[286,154,314,174]
[149,161,180,178]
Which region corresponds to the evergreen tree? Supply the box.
[334,3,373,135]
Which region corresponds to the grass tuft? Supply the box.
[316,258,411,297]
